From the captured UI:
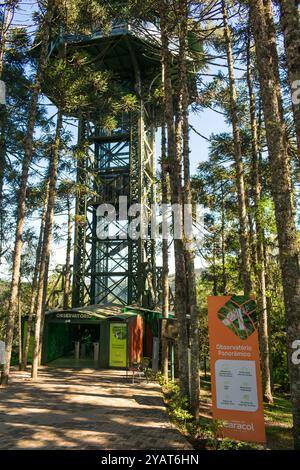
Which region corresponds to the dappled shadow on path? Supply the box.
[0,368,191,450]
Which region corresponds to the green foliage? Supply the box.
[42,52,139,127]
[170,406,193,424]
[218,439,254,450]
[186,417,224,449]
[42,55,111,116]
[56,0,114,36]
[192,99,289,392]
[154,371,165,386]
[162,381,193,425]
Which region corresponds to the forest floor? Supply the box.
[198,375,293,450]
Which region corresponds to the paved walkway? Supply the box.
[0,368,192,450]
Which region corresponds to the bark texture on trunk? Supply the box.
[0,2,15,264]
[264,0,285,115]
[63,195,72,309]
[280,0,300,161]
[220,180,227,294]
[250,0,300,449]
[22,187,48,370]
[0,0,54,386]
[17,280,22,371]
[222,0,252,296]
[161,121,169,383]
[160,1,189,397]
[178,0,200,418]
[247,37,273,404]
[0,119,5,263]
[0,1,15,77]
[31,110,63,380]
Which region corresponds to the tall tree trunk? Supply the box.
[0,1,15,264]
[263,0,284,110]
[220,179,227,294]
[250,0,300,449]
[174,99,190,398]
[0,0,54,387]
[39,253,50,366]
[0,0,16,77]
[247,36,273,404]
[160,1,189,397]
[0,120,5,263]
[280,0,300,161]
[222,0,252,296]
[31,110,63,380]
[178,0,200,417]
[22,188,48,370]
[161,121,169,383]
[17,278,22,371]
[63,194,72,309]
[212,237,218,296]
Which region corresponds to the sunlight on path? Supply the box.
[0,368,192,450]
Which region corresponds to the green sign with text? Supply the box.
[109,323,127,367]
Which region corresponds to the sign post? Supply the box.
[208,296,266,443]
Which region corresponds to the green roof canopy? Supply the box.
[45,303,175,321]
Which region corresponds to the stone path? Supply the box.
[0,368,192,450]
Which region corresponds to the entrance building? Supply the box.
[39,304,166,369]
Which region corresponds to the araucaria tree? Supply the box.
[249,0,300,449]
[1,0,55,386]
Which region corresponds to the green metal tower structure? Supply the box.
[47,7,202,312]
[50,19,162,309]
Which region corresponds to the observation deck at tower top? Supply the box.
[48,17,202,85]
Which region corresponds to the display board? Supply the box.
[208,296,266,443]
[109,323,127,368]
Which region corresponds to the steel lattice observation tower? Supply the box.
[47,11,203,312]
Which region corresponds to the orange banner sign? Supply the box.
[208,296,266,443]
